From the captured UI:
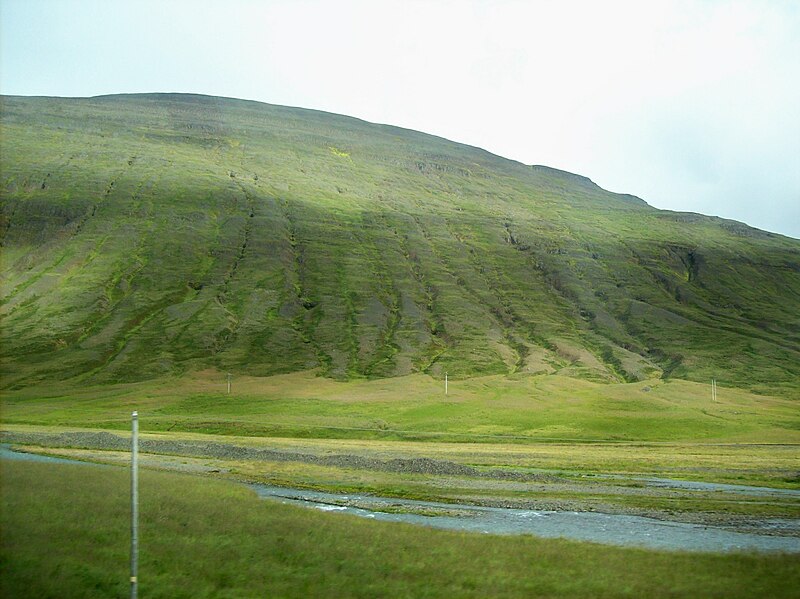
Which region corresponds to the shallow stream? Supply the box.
[249,483,799,553]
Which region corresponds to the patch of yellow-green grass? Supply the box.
[328,145,351,159]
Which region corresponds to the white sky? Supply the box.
[2,0,798,238]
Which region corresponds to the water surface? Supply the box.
[251,484,800,553]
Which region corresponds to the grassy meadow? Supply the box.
[2,369,798,517]
[2,460,799,599]
[3,369,798,445]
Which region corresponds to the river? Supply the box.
[2,444,798,553]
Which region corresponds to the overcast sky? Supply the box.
[2,0,798,238]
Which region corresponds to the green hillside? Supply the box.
[1,93,798,396]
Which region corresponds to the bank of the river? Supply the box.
[3,433,798,551]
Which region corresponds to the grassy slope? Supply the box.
[2,460,799,599]
[1,93,799,397]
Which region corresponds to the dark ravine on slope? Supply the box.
[1,93,799,395]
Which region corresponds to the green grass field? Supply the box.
[2,460,799,599]
[3,369,798,521]
[3,370,798,444]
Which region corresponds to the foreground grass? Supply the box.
[2,460,799,598]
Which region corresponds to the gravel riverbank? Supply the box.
[0,430,554,480]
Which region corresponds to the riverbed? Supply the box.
[3,444,797,553]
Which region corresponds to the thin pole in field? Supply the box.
[131,411,139,599]
[227,372,232,395]
[445,372,448,396]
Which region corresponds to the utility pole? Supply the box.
[227,372,232,395]
[445,372,448,396]
[131,411,139,599]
